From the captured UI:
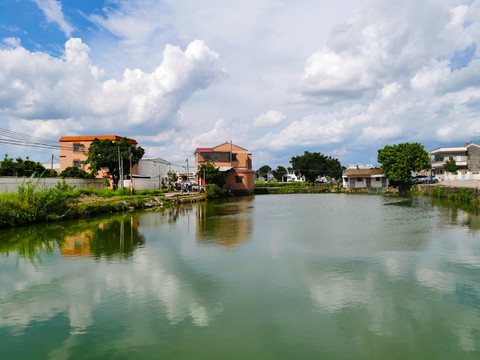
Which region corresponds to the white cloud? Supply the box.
[0,38,226,137]
[1,37,21,49]
[32,0,74,37]
[253,110,286,128]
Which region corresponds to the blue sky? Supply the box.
[1,0,480,169]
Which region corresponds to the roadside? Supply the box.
[431,180,480,189]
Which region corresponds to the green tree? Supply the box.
[271,166,287,181]
[377,142,430,192]
[197,162,226,187]
[59,166,93,178]
[84,137,145,189]
[0,154,53,177]
[257,165,272,180]
[167,171,178,182]
[290,151,343,182]
[444,158,458,173]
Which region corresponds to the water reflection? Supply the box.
[196,197,253,248]
[0,215,145,261]
[431,198,480,233]
[0,210,223,340]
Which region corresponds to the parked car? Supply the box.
[411,175,439,184]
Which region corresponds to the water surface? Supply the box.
[1,194,479,359]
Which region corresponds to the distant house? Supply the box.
[194,142,254,195]
[283,171,305,183]
[342,164,389,189]
[430,142,480,181]
[59,135,138,178]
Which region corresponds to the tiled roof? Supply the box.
[59,135,137,144]
[344,168,386,178]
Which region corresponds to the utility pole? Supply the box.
[118,146,124,190]
[186,158,189,180]
[129,148,133,195]
[230,140,232,166]
[51,154,54,175]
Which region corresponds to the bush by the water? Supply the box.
[0,179,71,227]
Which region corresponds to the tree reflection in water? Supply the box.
[0,214,145,262]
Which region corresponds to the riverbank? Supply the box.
[0,183,207,229]
[415,184,480,210]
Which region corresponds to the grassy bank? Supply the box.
[417,185,480,210]
[0,180,211,229]
[255,181,342,194]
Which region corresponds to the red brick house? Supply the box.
[59,135,138,178]
[194,142,254,195]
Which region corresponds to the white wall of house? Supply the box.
[122,178,163,190]
[343,176,389,188]
[136,158,169,183]
[440,171,480,182]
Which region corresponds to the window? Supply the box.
[235,176,243,184]
[376,177,380,181]
[214,154,219,161]
[456,156,462,161]
[204,154,211,161]
[73,160,83,168]
[356,178,362,182]
[232,154,238,161]
[73,143,84,152]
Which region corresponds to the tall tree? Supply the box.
[377,142,430,192]
[271,166,287,181]
[257,165,272,180]
[197,162,226,187]
[444,158,458,173]
[290,151,343,182]
[84,137,144,189]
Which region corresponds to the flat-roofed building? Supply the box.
[59,135,138,178]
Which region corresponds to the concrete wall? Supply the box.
[0,177,105,193]
[121,178,164,190]
[137,158,168,182]
[343,177,389,188]
[467,144,480,170]
[441,171,480,182]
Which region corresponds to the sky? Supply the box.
[1,0,480,170]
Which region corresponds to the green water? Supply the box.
[1,194,479,359]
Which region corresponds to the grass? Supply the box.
[0,179,173,229]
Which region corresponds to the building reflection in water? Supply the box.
[60,216,145,259]
[196,197,253,248]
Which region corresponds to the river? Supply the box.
[1,194,479,359]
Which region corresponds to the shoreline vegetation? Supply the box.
[1,179,479,229]
[0,179,218,229]
[255,181,480,212]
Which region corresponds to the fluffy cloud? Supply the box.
[0,37,226,137]
[293,0,478,106]
[32,0,74,37]
[253,110,286,128]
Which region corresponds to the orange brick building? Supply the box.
[194,142,254,195]
[59,135,138,178]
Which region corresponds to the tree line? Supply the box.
[0,137,145,190]
[257,142,433,193]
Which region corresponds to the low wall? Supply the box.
[0,177,105,193]
[121,178,163,190]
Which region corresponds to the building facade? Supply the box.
[430,142,480,180]
[342,164,389,189]
[59,135,138,178]
[194,142,254,195]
